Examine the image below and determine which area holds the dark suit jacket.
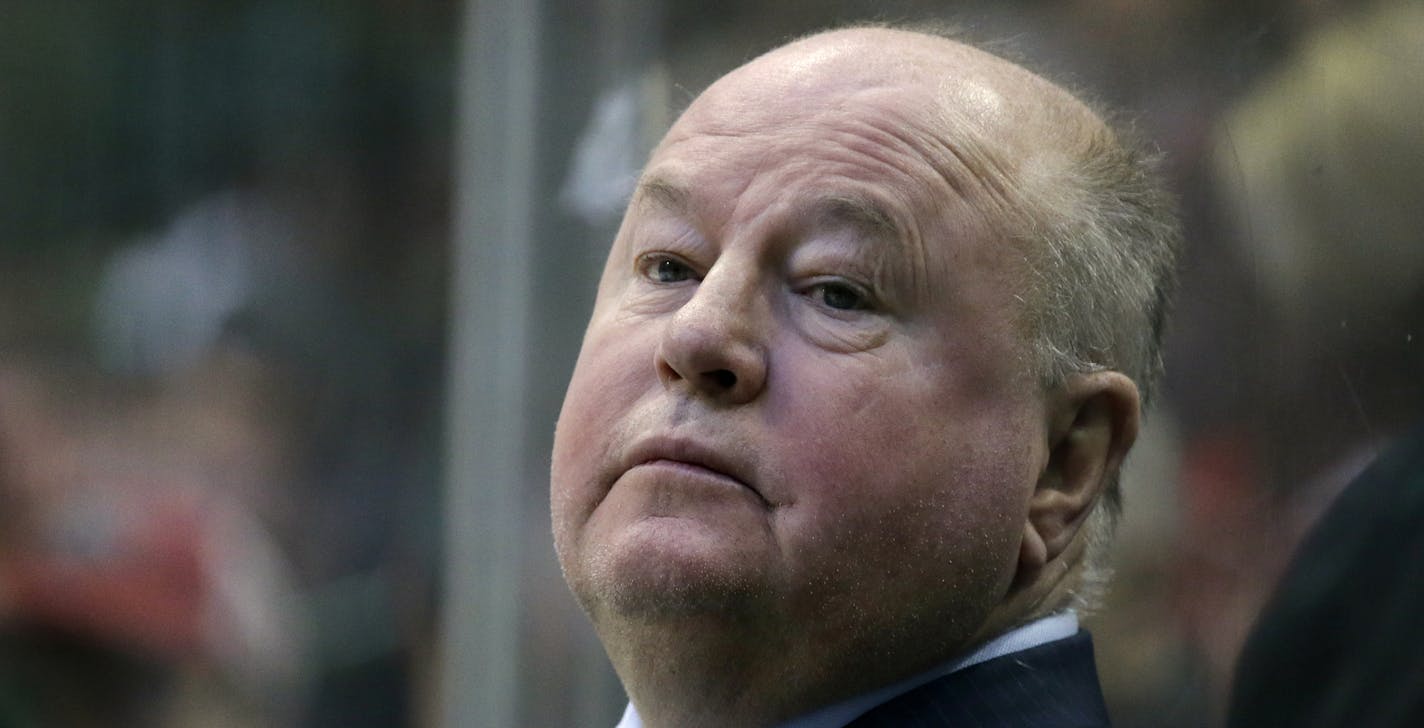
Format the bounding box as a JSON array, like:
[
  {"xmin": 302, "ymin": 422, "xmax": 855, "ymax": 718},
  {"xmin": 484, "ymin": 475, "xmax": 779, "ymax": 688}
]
[
  {"xmin": 846, "ymin": 631, "xmax": 1111, "ymax": 727},
  {"xmin": 1227, "ymin": 422, "xmax": 1424, "ymax": 728}
]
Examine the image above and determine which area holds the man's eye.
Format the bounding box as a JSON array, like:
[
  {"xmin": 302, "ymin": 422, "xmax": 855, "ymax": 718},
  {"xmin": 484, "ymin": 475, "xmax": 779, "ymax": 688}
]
[
  {"xmin": 809, "ymin": 282, "xmax": 868, "ymax": 311},
  {"xmin": 639, "ymin": 255, "xmax": 698, "ymax": 283}
]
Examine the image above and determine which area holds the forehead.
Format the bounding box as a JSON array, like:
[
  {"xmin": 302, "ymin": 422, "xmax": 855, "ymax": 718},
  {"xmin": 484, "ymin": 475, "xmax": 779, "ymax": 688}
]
[
  {"xmin": 646, "ymin": 85, "xmax": 1001, "ymax": 238},
  {"xmin": 634, "ymin": 33, "xmax": 1048, "ymax": 239}
]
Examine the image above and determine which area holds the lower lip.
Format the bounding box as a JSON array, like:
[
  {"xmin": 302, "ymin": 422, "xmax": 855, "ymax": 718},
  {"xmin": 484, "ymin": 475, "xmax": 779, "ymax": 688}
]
[
  {"xmin": 633, "ymin": 459, "xmax": 747, "ymax": 489},
  {"xmin": 619, "ymin": 460, "xmax": 770, "ymax": 509}
]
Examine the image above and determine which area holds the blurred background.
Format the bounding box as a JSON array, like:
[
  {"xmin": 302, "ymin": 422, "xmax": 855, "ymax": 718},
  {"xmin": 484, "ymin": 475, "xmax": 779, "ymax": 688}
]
[{"xmin": 1, "ymin": 0, "xmax": 1419, "ymax": 726}]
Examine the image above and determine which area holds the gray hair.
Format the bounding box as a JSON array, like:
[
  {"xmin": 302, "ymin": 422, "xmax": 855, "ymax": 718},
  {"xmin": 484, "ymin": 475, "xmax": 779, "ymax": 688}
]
[{"xmin": 1013, "ymin": 116, "xmax": 1182, "ymax": 611}]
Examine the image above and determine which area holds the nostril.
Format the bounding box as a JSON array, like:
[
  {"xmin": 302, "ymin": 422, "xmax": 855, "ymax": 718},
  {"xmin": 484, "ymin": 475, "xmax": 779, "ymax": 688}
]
[{"xmin": 706, "ymin": 369, "xmax": 737, "ymax": 390}]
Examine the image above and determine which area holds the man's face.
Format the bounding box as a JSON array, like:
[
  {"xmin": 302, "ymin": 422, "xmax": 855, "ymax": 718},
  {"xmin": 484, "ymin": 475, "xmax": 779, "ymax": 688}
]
[{"xmin": 551, "ymin": 47, "xmax": 1051, "ymax": 661}]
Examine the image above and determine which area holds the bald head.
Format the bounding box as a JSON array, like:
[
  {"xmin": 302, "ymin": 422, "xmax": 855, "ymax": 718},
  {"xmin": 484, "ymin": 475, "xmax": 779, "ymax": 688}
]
[
  {"xmin": 665, "ymin": 27, "xmax": 1113, "ymax": 233},
  {"xmin": 704, "ymin": 27, "xmax": 1104, "ymax": 136}
]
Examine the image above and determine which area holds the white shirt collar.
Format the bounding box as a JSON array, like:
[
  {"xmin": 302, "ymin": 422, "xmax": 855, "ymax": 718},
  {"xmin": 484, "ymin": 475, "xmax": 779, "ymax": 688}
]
[{"xmin": 614, "ymin": 612, "xmax": 1080, "ymax": 728}]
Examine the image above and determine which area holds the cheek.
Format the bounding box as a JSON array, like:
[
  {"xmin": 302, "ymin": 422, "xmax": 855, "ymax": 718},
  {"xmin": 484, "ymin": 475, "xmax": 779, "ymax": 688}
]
[
  {"xmin": 551, "ymin": 323, "xmax": 658, "ymax": 538},
  {"xmin": 765, "ymin": 350, "xmax": 1038, "ymax": 581}
]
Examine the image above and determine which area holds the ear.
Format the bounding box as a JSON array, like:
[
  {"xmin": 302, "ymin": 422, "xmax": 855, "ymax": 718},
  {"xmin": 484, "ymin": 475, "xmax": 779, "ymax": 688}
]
[{"xmin": 1019, "ymin": 371, "xmax": 1140, "ymax": 571}]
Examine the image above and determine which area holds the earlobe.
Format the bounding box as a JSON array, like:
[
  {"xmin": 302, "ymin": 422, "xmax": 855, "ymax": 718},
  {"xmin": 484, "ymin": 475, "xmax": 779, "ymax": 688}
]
[
  {"xmin": 1025, "ymin": 371, "xmax": 1140, "ymax": 565},
  {"xmin": 1019, "ymin": 521, "xmax": 1048, "ymax": 569}
]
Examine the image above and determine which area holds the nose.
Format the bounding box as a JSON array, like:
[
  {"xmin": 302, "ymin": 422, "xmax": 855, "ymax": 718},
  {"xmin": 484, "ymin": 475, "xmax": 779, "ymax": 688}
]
[{"xmin": 654, "ymin": 267, "xmax": 768, "ymax": 405}]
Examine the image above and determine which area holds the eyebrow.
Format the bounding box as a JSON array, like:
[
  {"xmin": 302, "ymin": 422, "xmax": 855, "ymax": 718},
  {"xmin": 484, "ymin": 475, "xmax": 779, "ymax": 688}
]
[
  {"xmin": 814, "ymin": 194, "xmax": 900, "ymax": 241},
  {"xmin": 632, "ymin": 176, "xmax": 901, "ymax": 242},
  {"xmin": 633, "ymin": 176, "xmax": 691, "ymax": 215}
]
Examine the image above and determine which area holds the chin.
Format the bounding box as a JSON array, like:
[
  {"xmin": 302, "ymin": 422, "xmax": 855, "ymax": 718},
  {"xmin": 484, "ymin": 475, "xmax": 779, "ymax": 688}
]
[{"xmin": 570, "ymin": 519, "xmax": 776, "ymax": 623}]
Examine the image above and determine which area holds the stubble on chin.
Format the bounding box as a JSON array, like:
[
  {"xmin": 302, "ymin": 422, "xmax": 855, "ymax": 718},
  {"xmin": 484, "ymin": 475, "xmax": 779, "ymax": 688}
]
[{"xmin": 566, "ymin": 523, "xmax": 777, "ymax": 625}]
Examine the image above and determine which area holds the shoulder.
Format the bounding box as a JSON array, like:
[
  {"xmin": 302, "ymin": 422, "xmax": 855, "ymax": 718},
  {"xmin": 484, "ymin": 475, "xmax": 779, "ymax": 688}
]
[{"xmin": 846, "ymin": 631, "xmax": 1111, "ymax": 728}]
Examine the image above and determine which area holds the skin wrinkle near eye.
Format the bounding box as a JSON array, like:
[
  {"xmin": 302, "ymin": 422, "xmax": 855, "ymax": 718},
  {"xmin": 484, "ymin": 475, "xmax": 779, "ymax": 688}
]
[
  {"xmin": 644, "ymin": 143, "xmax": 936, "ymax": 310},
  {"xmin": 760, "ymin": 190, "xmax": 908, "ymax": 328},
  {"xmin": 617, "ymin": 232, "xmax": 709, "ymax": 322},
  {"xmin": 638, "ymin": 253, "xmax": 698, "ymax": 285},
  {"xmin": 807, "ymin": 317, "xmax": 890, "ymax": 353},
  {"xmin": 802, "ymin": 190, "xmax": 937, "ymax": 312},
  {"xmin": 797, "ymin": 132, "xmax": 939, "ymax": 306},
  {"xmin": 625, "ymin": 195, "xmax": 707, "ymax": 268},
  {"xmin": 792, "ymin": 249, "xmax": 891, "ymax": 321},
  {"xmin": 785, "ymin": 115, "xmax": 1012, "ymax": 306},
  {"xmin": 627, "ymin": 195, "xmax": 901, "ymax": 356},
  {"xmin": 786, "ymin": 280, "xmax": 895, "ymax": 355}
]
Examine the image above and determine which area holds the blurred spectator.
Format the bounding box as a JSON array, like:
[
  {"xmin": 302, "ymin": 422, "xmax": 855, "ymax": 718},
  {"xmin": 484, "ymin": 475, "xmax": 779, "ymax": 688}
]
[
  {"xmin": 0, "ymin": 353, "xmax": 304, "ymax": 727},
  {"xmin": 1215, "ymin": 0, "xmax": 1424, "ymax": 483},
  {"xmin": 0, "ymin": 2, "xmax": 452, "ymax": 725},
  {"xmin": 1174, "ymin": 0, "xmax": 1424, "ymax": 720},
  {"xmin": 93, "ymin": 191, "xmax": 290, "ymax": 379}
]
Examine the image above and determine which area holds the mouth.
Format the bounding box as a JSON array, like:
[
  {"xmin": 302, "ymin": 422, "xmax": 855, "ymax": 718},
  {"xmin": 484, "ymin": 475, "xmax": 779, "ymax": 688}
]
[{"xmin": 622, "ymin": 436, "xmax": 770, "ymax": 507}]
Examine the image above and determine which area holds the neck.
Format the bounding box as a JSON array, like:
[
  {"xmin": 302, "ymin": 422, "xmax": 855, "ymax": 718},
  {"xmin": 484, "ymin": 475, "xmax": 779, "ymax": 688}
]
[
  {"xmin": 601, "ymin": 614, "xmax": 810, "ymax": 728},
  {"xmin": 595, "ymin": 599, "xmax": 1013, "ymax": 728}
]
